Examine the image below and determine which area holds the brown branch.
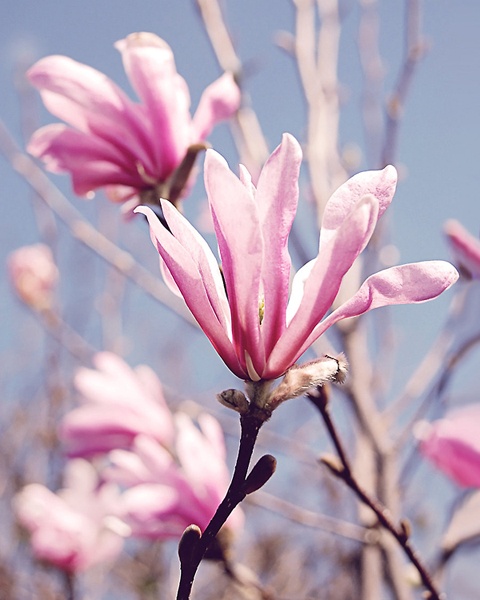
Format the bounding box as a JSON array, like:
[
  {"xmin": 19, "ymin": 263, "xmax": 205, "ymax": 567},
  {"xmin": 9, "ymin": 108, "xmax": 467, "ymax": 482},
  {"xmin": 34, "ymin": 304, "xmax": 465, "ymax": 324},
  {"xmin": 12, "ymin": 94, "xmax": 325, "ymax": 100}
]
[
  {"xmin": 307, "ymin": 385, "xmax": 444, "ymax": 600},
  {"xmin": 176, "ymin": 405, "xmax": 272, "ymax": 600}
]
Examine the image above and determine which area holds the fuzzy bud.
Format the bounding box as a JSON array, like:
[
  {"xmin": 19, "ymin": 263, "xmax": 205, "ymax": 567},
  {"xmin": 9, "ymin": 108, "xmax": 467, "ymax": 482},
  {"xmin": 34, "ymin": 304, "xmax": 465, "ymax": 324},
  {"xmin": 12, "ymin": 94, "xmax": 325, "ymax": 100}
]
[
  {"xmin": 244, "ymin": 455, "xmax": 277, "ymax": 494},
  {"xmin": 269, "ymin": 354, "xmax": 348, "ymax": 407},
  {"xmin": 217, "ymin": 388, "xmax": 250, "ymax": 414}
]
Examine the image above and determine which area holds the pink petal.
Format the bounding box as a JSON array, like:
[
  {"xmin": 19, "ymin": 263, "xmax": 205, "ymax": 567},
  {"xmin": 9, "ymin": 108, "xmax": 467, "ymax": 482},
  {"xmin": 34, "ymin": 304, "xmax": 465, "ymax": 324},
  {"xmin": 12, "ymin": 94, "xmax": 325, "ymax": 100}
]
[
  {"xmin": 28, "ymin": 124, "xmax": 144, "ymax": 195},
  {"xmin": 255, "ymin": 133, "xmax": 302, "ymax": 357},
  {"xmin": 162, "ymin": 200, "xmax": 231, "ymax": 333},
  {"xmin": 309, "ymin": 261, "xmax": 459, "ymax": 345},
  {"xmin": 60, "ymin": 406, "xmax": 146, "ymax": 457},
  {"xmin": 265, "ymin": 195, "xmax": 379, "ymax": 378},
  {"xmin": 419, "ymin": 405, "xmax": 480, "ymax": 487},
  {"xmin": 444, "ymin": 219, "xmax": 480, "ymax": 279},
  {"xmin": 103, "ymin": 449, "xmax": 153, "ymax": 487},
  {"xmin": 115, "ymin": 33, "xmax": 191, "ymax": 177},
  {"xmin": 175, "ymin": 414, "xmax": 227, "ymax": 497},
  {"xmin": 320, "ymin": 165, "xmax": 397, "ymax": 249},
  {"xmin": 192, "ymin": 72, "xmax": 241, "ymax": 140},
  {"xmin": 204, "ymin": 149, "xmax": 265, "ymax": 377},
  {"xmin": 135, "ymin": 205, "xmax": 244, "ymax": 378},
  {"xmin": 120, "ymin": 484, "xmax": 185, "ymax": 539},
  {"xmin": 27, "ymin": 55, "xmax": 157, "ymax": 177}
]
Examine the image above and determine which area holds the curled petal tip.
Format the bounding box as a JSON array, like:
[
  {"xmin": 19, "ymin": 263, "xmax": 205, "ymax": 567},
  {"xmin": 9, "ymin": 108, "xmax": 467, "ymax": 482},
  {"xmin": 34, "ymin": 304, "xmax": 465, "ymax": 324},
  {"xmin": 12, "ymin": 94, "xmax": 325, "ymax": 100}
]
[{"xmin": 115, "ymin": 32, "xmax": 172, "ymax": 52}]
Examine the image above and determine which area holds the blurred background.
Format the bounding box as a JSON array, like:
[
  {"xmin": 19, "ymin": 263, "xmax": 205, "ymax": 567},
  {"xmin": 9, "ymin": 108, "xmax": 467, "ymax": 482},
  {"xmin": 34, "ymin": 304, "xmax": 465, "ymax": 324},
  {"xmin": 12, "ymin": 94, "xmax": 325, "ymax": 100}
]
[{"xmin": 2, "ymin": 1, "xmax": 480, "ymax": 598}]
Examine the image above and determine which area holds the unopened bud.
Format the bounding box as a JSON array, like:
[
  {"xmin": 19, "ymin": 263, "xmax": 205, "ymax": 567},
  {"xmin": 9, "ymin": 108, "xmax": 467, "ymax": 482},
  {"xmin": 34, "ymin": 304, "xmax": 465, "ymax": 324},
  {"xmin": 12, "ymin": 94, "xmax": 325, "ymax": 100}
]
[
  {"xmin": 244, "ymin": 455, "xmax": 277, "ymax": 494},
  {"xmin": 178, "ymin": 524, "xmax": 202, "ymax": 565},
  {"xmin": 7, "ymin": 244, "xmax": 58, "ymax": 311},
  {"xmin": 270, "ymin": 354, "xmax": 348, "ymax": 407},
  {"xmin": 217, "ymin": 389, "xmax": 249, "ymax": 414}
]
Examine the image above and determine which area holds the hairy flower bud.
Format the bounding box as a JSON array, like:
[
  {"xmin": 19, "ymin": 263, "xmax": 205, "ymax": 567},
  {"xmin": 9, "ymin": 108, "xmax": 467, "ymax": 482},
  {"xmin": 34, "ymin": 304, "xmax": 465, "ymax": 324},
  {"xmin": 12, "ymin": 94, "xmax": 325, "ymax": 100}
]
[{"xmin": 269, "ymin": 354, "xmax": 348, "ymax": 408}]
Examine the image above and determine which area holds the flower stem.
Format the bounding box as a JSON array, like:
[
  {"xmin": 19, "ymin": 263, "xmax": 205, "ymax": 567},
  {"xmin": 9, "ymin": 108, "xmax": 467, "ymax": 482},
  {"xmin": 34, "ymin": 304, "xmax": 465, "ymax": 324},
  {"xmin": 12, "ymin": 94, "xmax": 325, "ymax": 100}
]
[
  {"xmin": 176, "ymin": 407, "xmax": 267, "ymax": 600},
  {"xmin": 307, "ymin": 385, "xmax": 444, "ymax": 600}
]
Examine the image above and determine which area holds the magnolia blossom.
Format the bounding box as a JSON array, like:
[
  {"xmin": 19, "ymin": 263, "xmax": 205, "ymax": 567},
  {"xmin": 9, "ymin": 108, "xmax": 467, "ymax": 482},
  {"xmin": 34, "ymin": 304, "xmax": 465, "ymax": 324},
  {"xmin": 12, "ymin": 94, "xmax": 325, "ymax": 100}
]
[
  {"xmin": 27, "ymin": 32, "xmax": 240, "ymax": 206},
  {"xmin": 60, "ymin": 352, "xmax": 175, "ymax": 457},
  {"xmin": 137, "ymin": 134, "xmax": 459, "ymax": 382},
  {"xmin": 444, "ymin": 219, "xmax": 480, "ymax": 279},
  {"xmin": 105, "ymin": 413, "xmax": 242, "ymax": 539},
  {"xmin": 7, "ymin": 243, "xmax": 58, "ymax": 310},
  {"xmin": 417, "ymin": 405, "xmax": 480, "ymax": 488},
  {"xmin": 13, "ymin": 460, "xmax": 126, "ymax": 573}
]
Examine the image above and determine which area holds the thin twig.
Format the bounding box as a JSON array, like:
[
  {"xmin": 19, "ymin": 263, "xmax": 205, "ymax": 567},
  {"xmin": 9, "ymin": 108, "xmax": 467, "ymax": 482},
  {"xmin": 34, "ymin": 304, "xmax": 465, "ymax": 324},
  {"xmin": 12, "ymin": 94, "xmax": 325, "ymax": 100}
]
[
  {"xmin": 307, "ymin": 385, "xmax": 445, "ymax": 600},
  {"xmin": 250, "ymin": 490, "xmax": 369, "ymax": 543}
]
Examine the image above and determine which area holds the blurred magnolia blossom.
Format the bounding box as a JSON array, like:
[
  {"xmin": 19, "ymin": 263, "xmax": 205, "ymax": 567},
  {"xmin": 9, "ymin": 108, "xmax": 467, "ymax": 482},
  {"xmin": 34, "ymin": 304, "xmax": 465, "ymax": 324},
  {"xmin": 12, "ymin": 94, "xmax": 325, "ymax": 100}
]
[
  {"xmin": 444, "ymin": 219, "xmax": 480, "ymax": 279},
  {"xmin": 7, "ymin": 243, "xmax": 58, "ymax": 311},
  {"xmin": 60, "ymin": 352, "xmax": 175, "ymax": 457},
  {"xmin": 27, "ymin": 32, "xmax": 241, "ymax": 210},
  {"xmin": 13, "ymin": 459, "xmax": 127, "ymax": 573},
  {"xmin": 417, "ymin": 405, "xmax": 480, "ymax": 487},
  {"xmin": 137, "ymin": 134, "xmax": 459, "ymax": 387},
  {"xmin": 59, "ymin": 352, "xmax": 241, "ymax": 540},
  {"xmin": 104, "ymin": 413, "xmax": 243, "ymax": 539}
]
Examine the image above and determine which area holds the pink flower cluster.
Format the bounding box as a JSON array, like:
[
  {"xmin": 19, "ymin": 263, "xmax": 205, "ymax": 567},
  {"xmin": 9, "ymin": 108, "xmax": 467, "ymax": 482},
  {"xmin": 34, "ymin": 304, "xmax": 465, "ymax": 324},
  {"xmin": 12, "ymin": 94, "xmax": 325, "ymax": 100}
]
[
  {"xmin": 14, "ymin": 460, "xmax": 125, "ymax": 573},
  {"xmin": 27, "ymin": 32, "xmax": 240, "ymax": 208},
  {"xmin": 63, "ymin": 353, "xmax": 240, "ymax": 539},
  {"xmin": 15, "ymin": 353, "xmax": 240, "ymax": 572}
]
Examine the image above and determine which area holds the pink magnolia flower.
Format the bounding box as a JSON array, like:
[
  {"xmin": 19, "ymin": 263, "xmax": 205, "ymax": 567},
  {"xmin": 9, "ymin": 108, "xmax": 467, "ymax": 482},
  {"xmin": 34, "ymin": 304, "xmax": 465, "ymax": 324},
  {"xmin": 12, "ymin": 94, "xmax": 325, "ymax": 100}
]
[
  {"xmin": 13, "ymin": 460, "xmax": 126, "ymax": 573},
  {"xmin": 60, "ymin": 352, "xmax": 175, "ymax": 457},
  {"xmin": 7, "ymin": 243, "xmax": 58, "ymax": 310},
  {"xmin": 417, "ymin": 405, "xmax": 480, "ymax": 488},
  {"xmin": 136, "ymin": 134, "xmax": 459, "ymax": 382},
  {"xmin": 27, "ymin": 32, "xmax": 240, "ymax": 207},
  {"xmin": 104, "ymin": 413, "xmax": 242, "ymax": 539},
  {"xmin": 444, "ymin": 219, "xmax": 480, "ymax": 279}
]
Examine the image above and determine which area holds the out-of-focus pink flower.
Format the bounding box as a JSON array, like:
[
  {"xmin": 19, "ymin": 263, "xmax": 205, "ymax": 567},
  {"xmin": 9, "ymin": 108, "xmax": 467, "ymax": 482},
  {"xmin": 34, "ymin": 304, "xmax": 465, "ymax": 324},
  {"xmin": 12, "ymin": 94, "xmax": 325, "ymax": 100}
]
[
  {"xmin": 27, "ymin": 32, "xmax": 240, "ymax": 207},
  {"xmin": 137, "ymin": 134, "xmax": 459, "ymax": 382},
  {"xmin": 105, "ymin": 413, "xmax": 242, "ymax": 539},
  {"xmin": 13, "ymin": 460, "xmax": 126, "ymax": 573},
  {"xmin": 7, "ymin": 243, "xmax": 58, "ymax": 311},
  {"xmin": 444, "ymin": 219, "xmax": 480, "ymax": 279},
  {"xmin": 417, "ymin": 405, "xmax": 480, "ymax": 487},
  {"xmin": 60, "ymin": 352, "xmax": 175, "ymax": 457}
]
